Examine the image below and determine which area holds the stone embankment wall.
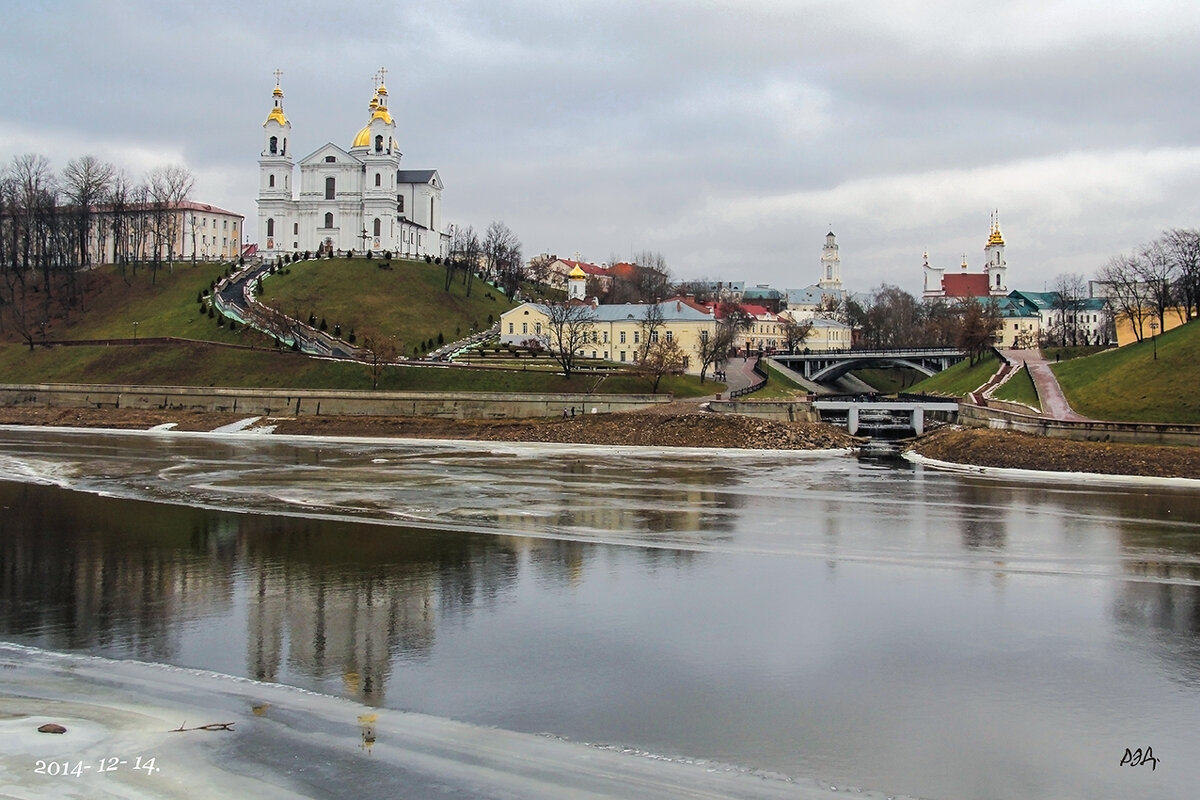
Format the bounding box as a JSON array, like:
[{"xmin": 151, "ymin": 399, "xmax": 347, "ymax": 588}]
[
  {"xmin": 0, "ymin": 384, "xmax": 670, "ymax": 419},
  {"xmin": 707, "ymin": 399, "xmax": 819, "ymax": 422},
  {"xmin": 959, "ymin": 402, "xmax": 1200, "ymax": 446}
]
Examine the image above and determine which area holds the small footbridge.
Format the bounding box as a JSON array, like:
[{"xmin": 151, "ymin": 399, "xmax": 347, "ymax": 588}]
[
  {"xmin": 812, "ymin": 394, "xmax": 959, "ymax": 436},
  {"xmin": 773, "ymin": 347, "xmax": 966, "ymax": 382}
]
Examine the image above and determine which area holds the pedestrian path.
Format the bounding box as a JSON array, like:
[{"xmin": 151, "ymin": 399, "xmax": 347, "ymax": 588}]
[{"xmin": 998, "ymin": 349, "xmax": 1089, "ymax": 421}]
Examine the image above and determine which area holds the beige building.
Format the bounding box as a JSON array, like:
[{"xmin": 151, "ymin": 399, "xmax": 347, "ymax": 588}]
[{"xmin": 88, "ymin": 201, "xmax": 244, "ymax": 264}]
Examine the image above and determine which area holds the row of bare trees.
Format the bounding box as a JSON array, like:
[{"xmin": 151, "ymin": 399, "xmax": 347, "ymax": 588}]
[
  {"xmin": 1097, "ymin": 228, "xmax": 1200, "ymax": 342},
  {"xmin": 1, "ymin": 152, "xmax": 194, "ymax": 347}
]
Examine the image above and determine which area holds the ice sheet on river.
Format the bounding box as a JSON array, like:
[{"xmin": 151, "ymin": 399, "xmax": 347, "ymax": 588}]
[{"xmin": 0, "ymin": 644, "xmax": 885, "ymax": 800}]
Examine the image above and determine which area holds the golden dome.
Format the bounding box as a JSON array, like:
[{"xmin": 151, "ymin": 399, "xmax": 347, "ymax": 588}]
[
  {"xmin": 377, "ymin": 84, "xmax": 388, "ymax": 96},
  {"xmin": 988, "ymin": 226, "xmax": 1005, "ymax": 246},
  {"xmin": 353, "ymin": 125, "xmax": 371, "ymax": 148},
  {"xmin": 265, "ymin": 106, "xmax": 288, "ymax": 126},
  {"xmin": 568, "ymin": 265, "xmax": 587, "ymax": 279}
]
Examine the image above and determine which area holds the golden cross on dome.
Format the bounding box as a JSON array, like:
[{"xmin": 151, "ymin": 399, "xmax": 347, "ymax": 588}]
[
  {"xmin": 378, "ymin": 66, "xmax": 388, "ymax": 85},
  {"xmin": 273, "ymin": 68, "xmax": 283, "ymax": 86}
]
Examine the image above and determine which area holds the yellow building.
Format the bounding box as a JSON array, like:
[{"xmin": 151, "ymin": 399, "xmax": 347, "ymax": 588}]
[
  {"xmin": 1114, "ymin": 309, "xmax": 1190, "ymax": 346},
  {"xmin": 499, "ymin": 299, "xmax": 716, "ymax": 374}
]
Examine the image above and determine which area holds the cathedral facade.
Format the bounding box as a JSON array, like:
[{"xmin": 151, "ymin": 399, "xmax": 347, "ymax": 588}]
[{"xmin": 256, "ymin": 73, "xmax": 449, "ymax": 261}]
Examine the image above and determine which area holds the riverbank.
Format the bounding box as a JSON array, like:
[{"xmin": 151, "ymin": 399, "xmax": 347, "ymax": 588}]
[
  {"xmin": 0, "ymin": 406, "xmax": 858, "ymax": 450},
  {"xmin": 907, "ymin": 426, "xmax": 1200, "ymax": 480}
]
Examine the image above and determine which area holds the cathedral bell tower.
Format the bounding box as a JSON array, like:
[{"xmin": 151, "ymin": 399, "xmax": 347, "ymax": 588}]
[
  {"xmin": 984, "ymin": 211, "xmax": 1007, "ymax": 295},
  {"xmin": 352, "ymin": 68, "xmax": 401, "ymax": 253},
  {"xmin": 258, "ymin": 71, "xmax": 294, "ymax": 256}
]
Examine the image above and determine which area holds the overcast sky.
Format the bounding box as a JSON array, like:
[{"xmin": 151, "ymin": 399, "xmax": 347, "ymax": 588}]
[{"xmin": 4, "ymin": 0, "xmax": 1199, "ymax": 295}]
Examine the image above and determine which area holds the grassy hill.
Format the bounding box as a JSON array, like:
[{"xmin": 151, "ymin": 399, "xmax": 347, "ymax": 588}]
[
  {"xmin": 1053, "ymin": 320, "xmax": 1200, "ymax": 423},
  {"xmin": 1, "ymin": 261, "xmax": 268, "ymax": 348},
  {"xmin": 260, "ymin": 256, "xmax": 517, "ymax": 356},
  {"xmin": 908, "ymin": 350, "xmax": 1000, "ymax": 397}
]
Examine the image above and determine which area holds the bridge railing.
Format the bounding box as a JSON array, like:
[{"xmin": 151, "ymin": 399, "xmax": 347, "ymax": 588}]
[{"xmin": 728, "ymin": 358, "xmax": 769, "ymax": 399}]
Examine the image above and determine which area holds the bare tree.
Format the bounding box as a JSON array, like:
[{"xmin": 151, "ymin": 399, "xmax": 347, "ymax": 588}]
[
  {"xmin": 1163, "ymin": 228, "xmax": 1200, "ymax": 321},
  {"xmin": 61, "ymin": 155, "xmax": 114, "ymax": 270},
  {"xmin": 637, "ymin": 301, "xmax": 665, "ymax": 361},
  {"xmin": 146, "ymin": 164, "xmax": 194, "ymax": 282},
  {"xmin": 483, "ymin": 221, "xmax": 522, "ymax": 297},
  {"xmin": 781, "ymin": 315, "xmax": 814, "ymax": 353},
  {"xmin": 638, "ymin": 337, "xmax": 686, "ymax": 393},
  {"xmin": 360, "ymin": 330, "xmax": 401, "ymax": 389},
  {"xmin": 1050, "ymin": 272, "xmax": 1088, "ymax": 346},
  {"xmin": 954, "ymin": 297, "xmax": 1001, "ymax": 365},
  {"xmin": 544, "ymin": 302, "xmax": 596, "ymax": 378},
  {"xmin": 1097, "ymin": 253, "xmax": 1151, "ymax": 342},
  {"xmin": 1138, "ymin": 239, "xmax": 1180, "ymax": 331}
]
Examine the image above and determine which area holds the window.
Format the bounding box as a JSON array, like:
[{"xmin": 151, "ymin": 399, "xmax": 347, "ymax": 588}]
[
  {"xmin": 633, "ymin": 331, "xmax": 640, "ymax": 344},
  {"xmin": 293, "ymin": 222, "xmax": 298, "ymax": 235},
  {"xmin": 373, "ymin": 218, "xmax": 381, "ymax": 237},
  {"xmin": 522, "ymin": 323, "xmax": 528, "ymax": 334},
  {"xmin": 397, "ymin": 195, "xmax": 404, "ymax": 213},
  {"xmin": 324, "ymin": 212, "xmax": 334, "ymax": 228},
  {"xmin": 324, "ymin": 155, "xmax": 336, "ymax": 163},
  {"xmin": 268, "ymin": 174, "xmax": 275, "ymax": 187},
  {"xmin": 269, "ymin": 136, "xmax": 278, "ymax": 154},
  {"xmin": 535, "ymin": 323, "xmax": 542, "ymax": 334},
  {"xmin": 665, "ymin": 331, "xmax": 673, "ymax": 342},
  {"xmin": 508, "ymin": 323, "xmax": 514, "ymax": 334},
  {"xmin": 650, "ymin": 330, "xmax": 658, "ymax": 343},
  {"xmin": 375, "ymin": 134, "xmax": 384, "ymax": 152},
  {"xmin": 266, "ymin": 218, "xmax": 274, "ymax": 237},
  {"xmin": 619, "ymin": 331, "xmax": 626, "ymax": 344},
  {"xmin": 603, "ymin": 332, "xmax": 609, "ymax": 344},
  {"xmin": 325, "ymin": 177, "xmax": 335, "ymax": 199},
  {"xmin": 375, "ymin": 173, "xmax": 381, "ymax": 187},
  {"xmin": 620, "ymin": 351, "xmax": 626, "ymax": 362}
]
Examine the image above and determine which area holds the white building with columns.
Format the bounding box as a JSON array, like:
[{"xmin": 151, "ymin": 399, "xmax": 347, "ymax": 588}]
[{"xmin": 256, "ymin": 72, "xmax": 449, "ymax": 261}]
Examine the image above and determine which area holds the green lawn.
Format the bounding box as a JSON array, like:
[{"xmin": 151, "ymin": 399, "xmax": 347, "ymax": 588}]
[
  {"xmin": 1052, "ymin": 320, "xmax": 1200, "ymax": 423},
  {"xmin": 992, "ymin": 363, "xmax": 1040, "ymax": 409},
  {"xmin": 908, "ymin": 350, "xmax": 1000, "ymax": 397},
  {"xmin": 260, "ymin": 257, "xmax": 517, "ymax": 354}
]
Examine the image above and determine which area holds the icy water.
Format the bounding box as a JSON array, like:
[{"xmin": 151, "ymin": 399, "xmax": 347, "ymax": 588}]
[{"xmin": 1, "ymin": 426, "xmax": 1199, "ymax": 799}]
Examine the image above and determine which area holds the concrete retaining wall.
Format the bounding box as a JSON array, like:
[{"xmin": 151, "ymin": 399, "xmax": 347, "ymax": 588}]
[
  {"xmin": 707, "ymin": 400, "xmax": 818, "ymax": 422},
  {"xmin": 959, "ymin": 402, "xmax": 1200, "ymax": 446},
  {"xmin": 0, "ymin": 383, "xmax": 671, "ymax": 419}
]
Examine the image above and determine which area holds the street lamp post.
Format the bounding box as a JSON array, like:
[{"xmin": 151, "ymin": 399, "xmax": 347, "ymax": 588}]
[
  {"xmin": 133, "ymin": 321, "xmax": 139, "ymax": 344},
  {"xmin": 1150, "ymin": 319, "xmax": 1158, "ymax": 360}
]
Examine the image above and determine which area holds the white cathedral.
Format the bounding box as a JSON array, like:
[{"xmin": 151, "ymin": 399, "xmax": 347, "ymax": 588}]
[{"xmin": 256, "ymin": 71, "xmax": 450, "ymax": 260}]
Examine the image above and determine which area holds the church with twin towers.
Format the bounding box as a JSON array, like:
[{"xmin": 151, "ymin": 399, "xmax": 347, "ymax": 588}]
[{"xmin": 256, "ymin": 69, "xmax": 450, "ymax": 260}]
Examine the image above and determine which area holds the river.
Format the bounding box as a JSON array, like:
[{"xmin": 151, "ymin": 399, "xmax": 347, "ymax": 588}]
[{"xmin": 1, "ymin": 425, "xmax": 1197, "ymax": 799}]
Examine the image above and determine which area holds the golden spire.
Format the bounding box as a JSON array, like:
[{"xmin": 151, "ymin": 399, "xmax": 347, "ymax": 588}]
[
  {"xmin": 265, "ymin": 70, "xmax": 288, "ymax": 126},
  {"xmin": 987, "ymin": 209, "xmax": 1005, "ymax": 246}
]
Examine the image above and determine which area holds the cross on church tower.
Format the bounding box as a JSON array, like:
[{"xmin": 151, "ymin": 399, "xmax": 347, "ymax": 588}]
[
  {"xmin": 377, "ymin": 66, "xmax": 388, "ymax": 85},
  {"xmin": 273, "ymin": 68, "xmax": 283, "ymax": 86}
]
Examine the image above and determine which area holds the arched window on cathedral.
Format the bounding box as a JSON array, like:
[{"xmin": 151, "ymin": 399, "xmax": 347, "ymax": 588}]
[
  {"xmin": 325, "ymin": 177, "xmax": 335, "ymax": 200},
  {"xmin": 324, "ymin": 212, "xmax": 334, "ymax": 228},
  {"xmin": 373, "ymin": 218, "xmax": 381, "ymax": 237},
  {"xmin": 375, "ymin": 173, "xmax": 381, "ymax": 187},
  {"xmin": 397, "ymin": 195, "xmax": 404, "ymax": 213},
  {"xmin": 374, "ymin": 135, "xmax": 384, "ymax": 153},
  {"xmin": 269, "ymin": 136, "xmax": 278, "ymax": 155},
  {"xmin": 268, "ymin": 174, "xmax": 275, "ymax": 188},
  {"xmin": 282, "ymin": 138, "xmax": 287, "ymax": 155},
  {"xmin": 266, "ymin": 218, "xmax": 274, "ymax": 237}
]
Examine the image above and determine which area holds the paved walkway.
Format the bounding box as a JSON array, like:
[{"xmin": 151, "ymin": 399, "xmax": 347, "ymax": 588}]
[{"xmin": 998, "ymin": 349, "xmax": 1090, "ymax": 421}]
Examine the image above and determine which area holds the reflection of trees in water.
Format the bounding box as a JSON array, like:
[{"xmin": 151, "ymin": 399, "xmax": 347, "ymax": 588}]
[
  {"xmin": 955, "ymin": 482, "xmax": 1008, "ymax": 551},
  {"xmin": 1113, "ymin": 571, "xmax": 1200, "ymax": 682},
  {"xmin": 0, "ymin": 483, "xmax": 237, "ymax": 661}
]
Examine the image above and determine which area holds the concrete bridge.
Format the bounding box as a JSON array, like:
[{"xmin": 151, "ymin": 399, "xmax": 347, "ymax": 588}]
[
  {"xmin": 812, "ymin": 395, "xmax": 959, "ymax": 435},
  {"xmin": 773, "ymin": 347, "xmax": 967, "ymax": 382}
]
